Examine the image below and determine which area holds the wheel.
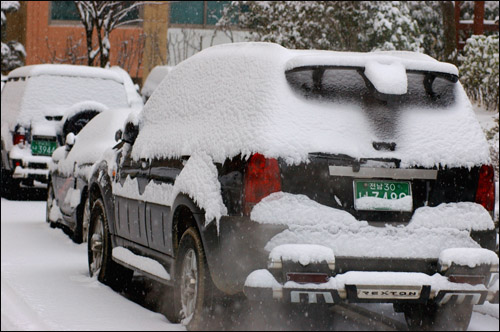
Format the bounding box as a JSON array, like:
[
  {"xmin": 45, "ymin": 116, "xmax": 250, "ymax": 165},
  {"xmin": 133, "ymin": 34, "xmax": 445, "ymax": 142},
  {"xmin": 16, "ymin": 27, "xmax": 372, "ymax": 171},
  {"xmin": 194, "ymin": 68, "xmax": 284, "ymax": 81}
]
[
  {"xmin": 46, "ymin": 181, "xmax": 57, "ymax": 228},
  {"xmin": 72, "ymin": 194, "xmax": 90, "ymax": 244},
  {"xmin": 403, "ymin": 302, "xmax": 473, "ymax": 331},
  {"xmin": 171, "ymin": 227, "xmax": 215, "ymax": 329},
  {"xmin": 87, "ymin": 198, "xmax": 133, "ymax": 291}
]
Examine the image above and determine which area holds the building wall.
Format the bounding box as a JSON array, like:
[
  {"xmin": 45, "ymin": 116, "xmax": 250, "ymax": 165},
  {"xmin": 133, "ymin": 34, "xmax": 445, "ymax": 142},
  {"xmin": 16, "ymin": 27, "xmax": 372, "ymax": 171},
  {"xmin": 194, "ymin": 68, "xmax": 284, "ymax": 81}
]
[{"xmin": 14, "ymin": 1, "xmax": 150, "ymax": 82}]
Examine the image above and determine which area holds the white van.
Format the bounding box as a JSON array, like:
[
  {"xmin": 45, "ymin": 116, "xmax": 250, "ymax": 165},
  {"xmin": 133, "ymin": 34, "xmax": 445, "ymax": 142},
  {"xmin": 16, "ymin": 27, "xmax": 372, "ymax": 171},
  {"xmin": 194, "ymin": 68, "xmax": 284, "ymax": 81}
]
[{"xmin": 1, "ymin": 64, "xmax": 142, "ymax": 195}]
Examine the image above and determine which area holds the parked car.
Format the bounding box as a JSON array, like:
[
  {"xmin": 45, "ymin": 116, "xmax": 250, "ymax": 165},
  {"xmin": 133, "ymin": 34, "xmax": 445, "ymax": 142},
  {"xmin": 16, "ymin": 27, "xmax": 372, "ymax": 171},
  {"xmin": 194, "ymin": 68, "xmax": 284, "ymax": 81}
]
[
  {"xmin": 47, "ymin": 107, "xmax": 139, "ymax": 243},
  {"xmin": 86, "ymin": 43, "xmax": 498, "ymax": 330},
  {"xmin": 1, "ymin": 64, "xmax": 142, "ymax": 196}
]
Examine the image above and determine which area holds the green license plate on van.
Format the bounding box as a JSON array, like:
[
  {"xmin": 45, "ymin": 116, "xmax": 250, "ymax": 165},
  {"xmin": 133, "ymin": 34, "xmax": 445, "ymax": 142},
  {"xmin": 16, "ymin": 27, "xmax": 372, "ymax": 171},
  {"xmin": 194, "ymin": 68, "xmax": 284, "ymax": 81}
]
[
  {"xmin": 31, "ymin": 140, "xmax": 57, "ymax": 156},
  {"xmin": 354, "ymin": 180, "xmax": 412, "ymax": 211}
]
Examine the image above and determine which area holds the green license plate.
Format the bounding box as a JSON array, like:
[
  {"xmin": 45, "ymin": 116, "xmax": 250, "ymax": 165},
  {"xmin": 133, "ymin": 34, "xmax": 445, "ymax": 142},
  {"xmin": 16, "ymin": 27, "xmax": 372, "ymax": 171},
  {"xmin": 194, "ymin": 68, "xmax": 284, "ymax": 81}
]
[
  {"xmin": 31, "ymin": 140, "xmax": 57, "ymax": 156},
  {"xmin": 354, "ymin": 180, "xmax": 412, "ymax": 211}
]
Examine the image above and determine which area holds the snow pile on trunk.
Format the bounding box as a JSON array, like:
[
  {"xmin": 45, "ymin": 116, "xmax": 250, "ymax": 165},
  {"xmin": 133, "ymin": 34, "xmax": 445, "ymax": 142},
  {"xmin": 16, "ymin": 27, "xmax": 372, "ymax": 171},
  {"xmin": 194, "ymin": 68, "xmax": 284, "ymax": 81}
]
[
  {"xmin": 251, "ymin": 192, "xmax": 486, "ymax": 260},
  {"xmin": 355, "ymin": 195, "xmax": 412, "ymax": 211},
  {"xmin": 439, "ymin": 248, "xmax": 499, "ymax": 269},
  {"xmin": 408, "ymin": 202, "xmax": 494, "ymax": 231},
  {"xmin": 269, "ymin": 244, "xmax": 335, "ymax": 266}
]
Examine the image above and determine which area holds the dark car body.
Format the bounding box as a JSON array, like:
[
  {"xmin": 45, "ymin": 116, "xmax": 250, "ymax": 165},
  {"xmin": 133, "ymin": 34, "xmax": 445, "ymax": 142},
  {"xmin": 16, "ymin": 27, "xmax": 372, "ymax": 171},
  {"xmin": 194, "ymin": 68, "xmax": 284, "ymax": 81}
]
[{"xmin": 87, "ymin": 43, "xmax": 498, "ymax": 330}]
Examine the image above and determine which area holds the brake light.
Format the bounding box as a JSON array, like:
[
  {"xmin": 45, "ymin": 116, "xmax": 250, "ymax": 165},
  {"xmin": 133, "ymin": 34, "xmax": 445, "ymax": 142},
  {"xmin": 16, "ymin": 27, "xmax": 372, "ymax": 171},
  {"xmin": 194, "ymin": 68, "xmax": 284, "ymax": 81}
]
[
  {"xmin": 13, "ymin": 133, "xmax": 25, "ymax": 145},
  {"xmin": 475, "ymin": 165, "xmax": 495, "ymax": 212},
  {"xmin": 243, "ymin": 153, "xmax": 281, "ymax": 215}
]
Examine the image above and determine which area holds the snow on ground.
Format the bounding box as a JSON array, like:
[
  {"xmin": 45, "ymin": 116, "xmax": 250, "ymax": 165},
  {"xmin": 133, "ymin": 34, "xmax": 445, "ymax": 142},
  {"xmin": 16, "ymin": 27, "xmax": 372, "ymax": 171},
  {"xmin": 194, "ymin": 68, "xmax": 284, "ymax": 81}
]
[
  {"xmin": 1, "ymin": 197, "xmax": 498, "ymax": 331},
  {"xmin": 1, "ymin": 198, "xmax": 183, "ymax": 331}
]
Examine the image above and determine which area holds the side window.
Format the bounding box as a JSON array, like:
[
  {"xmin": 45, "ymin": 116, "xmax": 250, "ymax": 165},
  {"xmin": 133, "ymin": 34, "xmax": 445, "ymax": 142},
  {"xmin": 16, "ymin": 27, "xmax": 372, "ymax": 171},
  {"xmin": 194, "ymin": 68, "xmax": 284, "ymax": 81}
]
[{"xmin": 50, "ymin": 1, "xmax": 80, "ymax": 21}]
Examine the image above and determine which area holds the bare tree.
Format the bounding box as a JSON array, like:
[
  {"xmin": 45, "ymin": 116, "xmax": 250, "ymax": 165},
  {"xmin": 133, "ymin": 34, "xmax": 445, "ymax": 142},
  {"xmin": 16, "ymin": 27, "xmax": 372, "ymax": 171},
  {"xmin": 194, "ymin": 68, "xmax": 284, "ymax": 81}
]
[
  {"xmin": 40, "ymin": 35, "xmax": 87, "ymax": 65},
  {"xmin": 116, "ymin": 33, "xmax": 146, "ymax": 79},
  {"xmin": 73, "ymin": 1, "xmax": 143, "ymax": 67}
]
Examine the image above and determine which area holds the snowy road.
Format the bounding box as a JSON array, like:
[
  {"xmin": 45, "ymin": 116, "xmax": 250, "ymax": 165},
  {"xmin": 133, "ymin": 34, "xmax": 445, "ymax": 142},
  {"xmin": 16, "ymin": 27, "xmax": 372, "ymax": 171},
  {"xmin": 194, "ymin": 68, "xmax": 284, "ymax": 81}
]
[{"xmin": 1, "ymin": 197, "xmax": 498, "ymax": 331}]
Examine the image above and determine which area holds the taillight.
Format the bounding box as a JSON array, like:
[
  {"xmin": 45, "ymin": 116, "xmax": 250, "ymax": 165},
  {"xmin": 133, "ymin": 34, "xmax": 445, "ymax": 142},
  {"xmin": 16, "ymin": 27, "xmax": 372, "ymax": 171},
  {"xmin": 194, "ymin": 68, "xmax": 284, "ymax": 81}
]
[
  {"xmin": 475, "ymin": 165, "xmax": 495, "ymax": 212},
  {"xmin": 13, "ymin": 133, "xmax": 25, "ymax": 145},
  {"xmin": 243, "ymin": 153, "xmax": 281, "ymax": 215}
]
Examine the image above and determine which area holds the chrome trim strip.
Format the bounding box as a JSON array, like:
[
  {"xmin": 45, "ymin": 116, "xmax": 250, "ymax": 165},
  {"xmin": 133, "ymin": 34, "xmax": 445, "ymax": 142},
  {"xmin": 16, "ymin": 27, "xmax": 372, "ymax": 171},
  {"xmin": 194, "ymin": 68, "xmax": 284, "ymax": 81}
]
[{"xmin": 329, "ymin": 166, "xmax": 438, "ymax": 180}]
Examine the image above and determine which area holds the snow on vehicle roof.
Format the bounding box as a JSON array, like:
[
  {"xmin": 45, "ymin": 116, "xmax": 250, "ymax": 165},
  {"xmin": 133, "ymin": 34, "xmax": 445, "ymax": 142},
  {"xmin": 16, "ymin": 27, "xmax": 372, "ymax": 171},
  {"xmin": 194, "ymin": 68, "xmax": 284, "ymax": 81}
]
[
  {"xmin": 7, "ymin": 64, "xmax": 124, "ymax": 83},
  {"xmin": 141, "ymin": 65, "xmax": 173, "ymax": 99},
  {"xmin": 132, "ymin": 42, "xmax": 489, "ymax": 168},
  {"xmin": 2, "ymin": 65, "xmax": 135, "ymax": 131}
]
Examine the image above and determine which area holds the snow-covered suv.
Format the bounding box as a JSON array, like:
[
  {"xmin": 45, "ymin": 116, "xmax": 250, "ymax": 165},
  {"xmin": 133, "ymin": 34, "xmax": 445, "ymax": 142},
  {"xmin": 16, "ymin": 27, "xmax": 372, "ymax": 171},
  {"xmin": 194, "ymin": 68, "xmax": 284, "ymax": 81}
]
[
  {"xmin": 86, "ymin": 42, "xmax": 498, "ymax": 330},
  {"xmin": 1, "ymin": 64, "xmax": 142, "ymax": 195}
]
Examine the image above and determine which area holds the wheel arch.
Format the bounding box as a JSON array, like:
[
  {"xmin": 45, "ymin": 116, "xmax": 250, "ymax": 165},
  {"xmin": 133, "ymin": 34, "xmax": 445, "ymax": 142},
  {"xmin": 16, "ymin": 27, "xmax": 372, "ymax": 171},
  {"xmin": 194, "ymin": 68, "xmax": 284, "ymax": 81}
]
[
  {"xmin": 170, "ymin": 194, "xmax": 222, "ymax": 291},
  {"xmin": 88, "ymin": 161, "xmax": 116, "ymax": 236}
]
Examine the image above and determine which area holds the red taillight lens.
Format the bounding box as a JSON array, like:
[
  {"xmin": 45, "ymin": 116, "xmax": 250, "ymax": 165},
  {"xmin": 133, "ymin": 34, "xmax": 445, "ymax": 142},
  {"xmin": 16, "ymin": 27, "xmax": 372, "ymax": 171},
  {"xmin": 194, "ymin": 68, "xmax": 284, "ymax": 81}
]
[
  {"xmin": 13, "ymin": 133, "xmax": 25, "ymax": 145},
  {"xmin": 475, "ymin": 165, "xmax": 495, "ymax": 212},
  {"xmin": 244, "ymin": 153, "xmax": 281, "ymax": 215}
]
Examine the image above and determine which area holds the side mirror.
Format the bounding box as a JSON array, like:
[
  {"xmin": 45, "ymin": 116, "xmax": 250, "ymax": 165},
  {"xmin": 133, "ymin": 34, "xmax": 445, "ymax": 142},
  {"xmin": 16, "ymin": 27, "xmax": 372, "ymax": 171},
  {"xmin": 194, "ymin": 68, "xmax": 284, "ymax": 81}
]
[
  {"xmin": 122, "ymin": 122, "xmax": 138, "ymax": 144},
  {"xmin": 115, "ymin": 129, "xmax": 123, "ymax": 142},
  {"xmin": 66, "ymin": 133, "xmax": 76, "ymax": 150}
]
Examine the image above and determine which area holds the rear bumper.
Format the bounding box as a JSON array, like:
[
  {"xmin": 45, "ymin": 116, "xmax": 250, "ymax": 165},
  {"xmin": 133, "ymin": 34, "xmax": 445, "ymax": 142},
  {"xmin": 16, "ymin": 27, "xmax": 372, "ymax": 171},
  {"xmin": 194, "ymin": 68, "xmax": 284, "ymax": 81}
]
[
  {"xmin": 244, "ymin": 270, "xmax": 499, "ymax": 305},
  {"xmin": 9, "ymin": 149, "xmax": 51, "ymax": 187},
  {"xmin": 12, "ymin": 165, "xmax": 49, "ymax": 186}
]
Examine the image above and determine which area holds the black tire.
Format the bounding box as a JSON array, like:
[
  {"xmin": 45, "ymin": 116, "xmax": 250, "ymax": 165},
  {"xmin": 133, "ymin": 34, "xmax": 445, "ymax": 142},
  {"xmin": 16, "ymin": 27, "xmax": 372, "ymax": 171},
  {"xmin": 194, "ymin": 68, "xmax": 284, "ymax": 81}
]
[
  {"xmin": 87, "ymin": 198, "xmax": 133, "ymax": 292},
  {"xmin": 403, "ymin": 302, "xmax": 473, "ymax": 331},
  {"xmin": 1, "ymin": 169, "xmax": 19, "ymax": 199},
  {"xmin": 72, "ymin": 194, "xmax": 90, "ymax": 244},
  {"xmin": 171, "ymin": 227, "xmax": 215, "ymax": 330},
  {"xmin": 1, "ymin": 168, "xmax": 11, "ymax": 198},
  {"xmin": 46, "ymin": 180, "xmax": 57, "ymax": 228}
]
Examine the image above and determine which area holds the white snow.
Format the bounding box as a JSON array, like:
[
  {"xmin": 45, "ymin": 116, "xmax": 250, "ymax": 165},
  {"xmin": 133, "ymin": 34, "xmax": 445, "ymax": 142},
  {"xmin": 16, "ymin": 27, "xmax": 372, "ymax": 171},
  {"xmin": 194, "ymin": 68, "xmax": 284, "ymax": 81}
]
[
  {"xmin": 1, "ymin": 196, "xmax": 498, "ymax": 331},
  {"xmin": 245, "ymin": 269, "xmax": 491, "ymax": 295},
  {"xmin": 269, "ymin": 244, "xmax": 335, "ymax": 267},
  {"xmin": 112, "ymin": 247, "xmax": 171, "ymax": 280},
  {"xmin": 364, "ymin": 60, "xmax": 407, "ymax": 94},
  {"xmin": 244, "ymin": 269, "xmax": 282, "ymax": 289},
  {"xmin": 141, "ymin": 65, "xmax": 173, "ymax": 99},
  {"xmin": 112, "ymin": 176, "xmax": 174, "ymax": 206},
  {"xmin": 48, "ymin": 199, "xmax": 62, "ymax": 222},
  {"xmin": 438, "ymin": 248, "xmax": 499, "ymax": 269},
  {"xmin": 132, "ymin": 42, "xmax": 489, "ymax": 169},
  {"xmin": 409, "ymin": 202, "xmax": 495, "ymax": 231},
  {"xmin": 7, "ymin": 64, "xmax": 124, "ymax": 81},
  {"xmin": 1, "ymin": 64, "xmax": 143, "ymax": 151},
  {"xmin": 64, "ymin": 188, "xmax": 82, "ymax": 209},
  {"xmin": 171, "ymin": 152, "xmax": 228, "ymax": 230},
  {"xmin": 60, "ymin": 100, "xmax": 109, "ymax": 129},
  {"xmin": 252, "ymin": 192, "xmax": 489, "ymax": 260},
  {"xmin": 285, "ymin": 50, "xmax": 459, "ymax": 75},
  {"xmin": 355, "ymin": 195, "xmax": 412, "ymax": 211},
  {"xmin": 31, "ymin": 121, "xmax": 57, "ymax": 137},
  {"xmin": 1, "ymin": 199, "xmax": 182, "ymax": 331}
]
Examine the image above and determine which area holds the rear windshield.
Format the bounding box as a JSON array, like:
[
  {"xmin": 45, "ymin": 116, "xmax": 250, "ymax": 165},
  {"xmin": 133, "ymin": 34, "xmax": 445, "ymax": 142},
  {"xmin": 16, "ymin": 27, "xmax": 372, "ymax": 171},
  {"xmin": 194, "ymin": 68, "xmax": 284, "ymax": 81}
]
[{"xmin": 285, "ymin": 67, "xmax": 457, "ymax": 109}]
